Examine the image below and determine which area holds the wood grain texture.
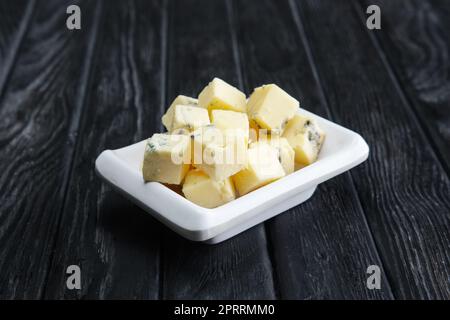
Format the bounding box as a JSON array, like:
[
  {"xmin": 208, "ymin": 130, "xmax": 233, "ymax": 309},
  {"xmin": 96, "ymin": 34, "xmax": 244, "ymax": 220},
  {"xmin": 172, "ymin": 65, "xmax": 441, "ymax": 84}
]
[
  {"xmin": 233, "ymin": 0, "xmax": 393, "ymax": 299},
  {"xmin": 161, "ymin": 0, "xmax": 276, "ymax": 300},
  {"xmin": 0, "ymin": 0, "xmax": 34, "ymax": 97},
  {"xmin": 0, "ymin": 0, "xmax": 98, "ymax": 299},
  {"xmin": 295, "ymin": 0, "xmax": 450, "ymax": 299},
  {"xmin": 361, "ymin": 0, "xmax": 450, "ymax": 173},
  {"xmin": 0, "ymin": 0, "xmax": 28, "ymax": 61},
  {"xmin": 44, "ymin": 0, "xmax": 165, "ymax": 299}
]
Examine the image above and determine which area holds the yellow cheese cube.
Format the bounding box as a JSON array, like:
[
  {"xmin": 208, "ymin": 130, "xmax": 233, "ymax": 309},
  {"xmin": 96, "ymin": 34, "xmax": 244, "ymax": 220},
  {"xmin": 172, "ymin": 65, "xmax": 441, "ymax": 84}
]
[
  {"xmin": 232, "ymin": 142, "xmax": 285, "ymax": 196},
  {"xmin": 247, "ymin": 84, "xmax": 299, "ymax": 134},
  {"xmin": 182, "ymin": 169, "xmax": 236, "ymax": 208},
  {"xmin": 282, "ymin": 114, "xmax": 325, "ymax": 165},
  {"xmin": 142, "ymin": 134, "xmax": 191, "ymax": 184},
  {"xmin": 210, "ymin": 109, "xmax": 249, "ymax": 142},
  {"xmin": 198, "ymin": 78, "xmax": 247, "ymax": 113},
  {"xmin": 191, "ymin": 125, "xmax": 247, "ymax": 181},
  {"xmin": 268, "ymin": 137, "xmax": 295, "ymax": 175},
  {"xmin": 162, "ymin": 95, "xmax": 198, "ymax": 131},
  {"xmin": 171, "ymin": 105, "xmax": 210, "ymax": 133}
]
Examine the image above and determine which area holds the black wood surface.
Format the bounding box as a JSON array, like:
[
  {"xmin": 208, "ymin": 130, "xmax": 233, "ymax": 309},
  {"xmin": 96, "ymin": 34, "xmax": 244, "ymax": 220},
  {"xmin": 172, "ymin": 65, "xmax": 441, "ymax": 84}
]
[
  {"xmin": 361, "ymin": 0, "xmax": 450, "ymax": 172},
  {"xmin": 295, "ymin": 0, "xmax": 450, "ymax": 299},
  {"xmin": 0, "ymin": 0, "xmax": 448, "ymax": 299},
  {"xmin": 0, "ymin": 0, "xmax": 97, "ymax": 299},
  {"xmin": 0, "ymin": 0, "xmax": 34, "ymax": 97}
]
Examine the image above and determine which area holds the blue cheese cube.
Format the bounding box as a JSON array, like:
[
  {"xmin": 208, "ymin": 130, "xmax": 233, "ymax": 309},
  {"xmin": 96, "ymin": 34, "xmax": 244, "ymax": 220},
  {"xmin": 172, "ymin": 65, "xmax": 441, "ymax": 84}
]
[
  {"xmin": 267, "ymin": 137, "xmax": 295, "ymax": 175},
  {"xmin": 171, "ymin": 105, "xmax": 210, "ymax": 133},
  {"xmin": 282, "ymin": 114, "xmax": 325, "ymax": 165},
  {"xmin": 232, "ymin": 142, "xmax": 285, "ymax": 196},
  {"xmin": 191, "ymin": 125, "xmax": 247, "ymax": 181},
  {"xmin": 247, "ymin": 84, "xmax": 298, "ymax": 134},
  {"xmin": 162, "ymin": 95, "xmax": 199, "ymax": 131},
  {"xmin": 210, "ymin": 109, "xmax": 249, "ymax": 143},
  {"xmin": 142, "ymin": 134, "xmax": 191, "ymax": 184}
]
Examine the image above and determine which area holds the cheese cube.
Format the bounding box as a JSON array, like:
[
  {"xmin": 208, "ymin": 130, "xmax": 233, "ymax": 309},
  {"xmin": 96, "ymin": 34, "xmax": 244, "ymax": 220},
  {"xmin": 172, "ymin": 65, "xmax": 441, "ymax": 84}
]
[
  {"xmin": 171, "ymin": 105, "xmax": 210, "ymax": 133},
  {"xmin": 232, "ymin": 142, "xmax": 285, "ymax": 196},
  {"xmin": 282, "ymin": 114, "xmax": 325, "ymax": 165},
  {"xmin": 268, "ymin": 137, "xmax": 295, "ymax": 175},
  {"xmin": 198, "ymin": 78, "xmax": 247, "ymax": 113},
  {"xmin": 142, "ymin": 134, "xmax": 191, "ymax": 184},
  {"xmin": 247, "ymin": 84, "xmax": 299, "ymax": 134},
  {"xmin": 182, "ymin": 169, "xmax": 236, "ymax": 208},
  {"xmin": 192, "ymin": 125, "xmax": 247, "ymax": 181},
  {"xmin": 190, "ymin": 125, "xmax": 224, "ymax": 158},
  {"xmin": 210, "ymin": 109, "xmax": 249, "ymax": 142},
  {"xmin": 162, "ymin": 95, "xmax": 198, "ymax": 131}
]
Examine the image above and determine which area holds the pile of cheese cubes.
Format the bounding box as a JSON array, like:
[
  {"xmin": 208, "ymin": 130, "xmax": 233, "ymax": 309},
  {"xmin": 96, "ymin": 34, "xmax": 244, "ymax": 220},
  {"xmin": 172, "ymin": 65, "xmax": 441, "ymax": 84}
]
[{"xmin": 142, "ymin": 78, "xmax": 325, "ymax": 208}]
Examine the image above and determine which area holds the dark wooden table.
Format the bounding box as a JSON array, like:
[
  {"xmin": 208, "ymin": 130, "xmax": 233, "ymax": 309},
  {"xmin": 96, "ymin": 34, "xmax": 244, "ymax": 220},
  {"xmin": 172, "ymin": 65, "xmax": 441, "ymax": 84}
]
[{"xmin": 0, "ymin": 0, "xmax": 449, "ymax": 300}]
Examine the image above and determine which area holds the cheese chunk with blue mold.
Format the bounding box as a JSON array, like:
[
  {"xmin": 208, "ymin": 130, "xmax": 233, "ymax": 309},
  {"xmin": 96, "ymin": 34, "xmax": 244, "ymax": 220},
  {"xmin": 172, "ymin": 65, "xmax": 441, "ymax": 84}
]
[
  {"xmin": 282, "ymin": 114, "xmax": 325, "ymax": 165},
  {"xmin": 142, "ymin": 134, "xmax": 191, "ymax": 184},
  {"xmin": 266, "ymin": 137, "xmax": 295, "ymax": 175},
  {"xmin": 247, "ymin": 84, "xmax": 298, "ymax": 134},
  {"xmin": 162, "ymin": 95, "xmax": 199, "ymax": 131},
  {"xmin": 191, "ymin": 125, "xmax": 247, "ymax": 181},
  {"xmin": 232, "ymin": 141, "xmax": 285, "ymax": 196},
  {"xmin": 198, "ymin": 78, "xmax": 247, "ymax": 113},
  {"xmin": 182, "ymin": 169, "xmax": 236, "ymax": 208},
  {"xmin": 171, "ymin": 105, "xmax": 210, "ymax": 133}
]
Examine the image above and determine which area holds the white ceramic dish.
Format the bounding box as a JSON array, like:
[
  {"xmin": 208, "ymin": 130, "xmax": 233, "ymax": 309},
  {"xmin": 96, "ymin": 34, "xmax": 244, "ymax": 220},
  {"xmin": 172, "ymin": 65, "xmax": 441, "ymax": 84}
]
[{"xmin": 95, "ymin": 109, "xmax": 369, "ymax": 244}]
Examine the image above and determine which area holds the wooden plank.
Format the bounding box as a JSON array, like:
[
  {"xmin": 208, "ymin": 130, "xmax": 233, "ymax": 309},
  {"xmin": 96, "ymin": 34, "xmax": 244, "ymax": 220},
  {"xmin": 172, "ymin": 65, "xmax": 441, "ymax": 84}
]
[
  {"xmin": 295, "ymin": 0, "xmax": 450, "ymax": 299},
  {"xmin": 0, "ymin": 0, "xmax": 34, "ymax": 97},
  {"xmin": 161, "ymin": 0, "xmax": 276, "ymax": 300},
  {"xmin": 0, "ymin": 0, "xmax": 99, "ymax": 299},
  {"xmin": 360, "ymin": 0, "xmax": 450, "ymax": 172},
  {"xmin": 0, "ymin": 0, "xmax": 28, "ymax": 62},
  {"xmin": 232, "ymin": 0, "xmax": 393, "ymax": 299},
  {"xmin": 44, "ymin": 0, "xmax": 166, "ymax": 299}
]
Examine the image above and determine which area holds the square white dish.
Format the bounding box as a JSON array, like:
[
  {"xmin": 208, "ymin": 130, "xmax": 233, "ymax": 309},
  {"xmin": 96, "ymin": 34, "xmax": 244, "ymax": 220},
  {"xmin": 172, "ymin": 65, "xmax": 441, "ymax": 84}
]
[{"xmin": 95, "ymin": 109, "xmax": 369, "ymax": 244}]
